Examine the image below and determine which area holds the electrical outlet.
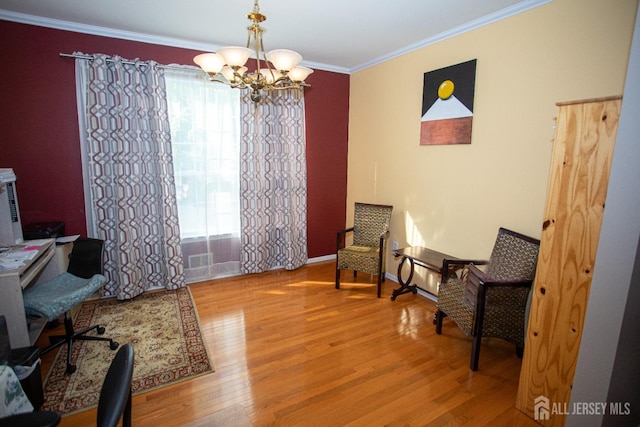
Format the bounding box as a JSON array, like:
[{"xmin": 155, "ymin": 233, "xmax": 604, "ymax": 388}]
[{"xmin": 392, "ymin": 241, "xmax": 399, "ymax": 250}]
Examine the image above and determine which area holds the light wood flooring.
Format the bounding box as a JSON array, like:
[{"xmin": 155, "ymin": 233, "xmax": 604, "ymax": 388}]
[{"xmin": 38, "ymin": 260, "xmax": 539, "ymax": 426}]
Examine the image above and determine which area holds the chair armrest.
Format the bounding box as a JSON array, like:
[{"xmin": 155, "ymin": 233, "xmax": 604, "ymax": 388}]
[
  {"xmin": 469, "ymin": 264, "xmax": 533, "ymax": 288},
  {"xmin": 378, "ymin": 230, "xmax": 390, "ymax": 250},
  {"xmin": 337, "ymin": 227, "xmax": 355, "ymax": 237},
  {"xmin": 336, "ymin": 227, "xmax": 355, "ymax": 251}
]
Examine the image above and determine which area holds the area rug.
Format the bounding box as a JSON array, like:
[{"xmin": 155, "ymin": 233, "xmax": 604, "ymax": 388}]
[{"xmin": 42, "ymin": 287, "xmax": 213, "ymax": 415}]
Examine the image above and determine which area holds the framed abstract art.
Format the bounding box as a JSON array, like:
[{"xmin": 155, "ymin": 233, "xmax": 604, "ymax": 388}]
[{"xmin": 420, "ymin": 59, "xmax": 477, "ymax": 145}]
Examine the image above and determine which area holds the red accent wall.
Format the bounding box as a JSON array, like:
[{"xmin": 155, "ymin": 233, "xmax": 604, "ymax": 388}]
[{"xmin": 0, "ymin": 20, "xmax": 348, "ymax": 259}]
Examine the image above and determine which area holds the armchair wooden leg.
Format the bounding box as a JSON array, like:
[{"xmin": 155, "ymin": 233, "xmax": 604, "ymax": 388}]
[
  {"xmin": 470, "ymin": 335, "xmax": 481, "ymax": 371},
  {"xmin": 435, "ymin": 310, "xmax": 445, "ymax": 334},
  {"xmin": 377, "ymin": 252, "xmax": 384, "ymax": 298},
  {"xmin": 516, "ymin": 346, "xmax": 524, "ymax": 358},
  {"xmin": 335, "ymin": 268, "xmax": 340, "ymax": 289}
]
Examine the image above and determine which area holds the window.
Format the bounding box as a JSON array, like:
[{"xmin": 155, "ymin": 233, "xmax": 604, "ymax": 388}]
[{"xmin": 165, "ymin": 68, "xmax": 241, "ymax": 282}]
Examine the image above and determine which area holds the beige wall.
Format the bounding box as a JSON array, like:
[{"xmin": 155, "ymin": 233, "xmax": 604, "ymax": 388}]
[{"xmin": 347, "ymin": 0, "xmax": 638, "ymax": 275}]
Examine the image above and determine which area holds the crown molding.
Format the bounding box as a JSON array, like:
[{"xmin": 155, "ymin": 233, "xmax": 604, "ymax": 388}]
[
  {"xmin": 350, "ymin": 0, "xmax": 553, "ymax": 73},
  {"xmin": 0, "ymin": 9, "xmax": 214, "ymax": 52},
  {"xmin": 0, "ymin": 9, "xmax": 350, "ymax": 74},
  {"xmin": 1, "ymin": 0, "xmax": 551, "ymax": 75}
]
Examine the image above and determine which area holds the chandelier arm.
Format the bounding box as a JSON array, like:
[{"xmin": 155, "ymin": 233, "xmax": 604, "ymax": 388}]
[
  {"xmin": 248, "ymin": 19, "xmax": 266, "ymax": 87},
  {"xmin": 230, "ymin": 80, "xmax": 248, "ymax": 89},
  {"xmin": 265, "ymin": 83, "xmax": 307, "ymax": 92},
  {"xmin": 258, "ymin": 29, "xmax": 275, "ymax": 78},
  {"xmin": 193, "ymin": 0, "xmax": 312, "ymax": 103}
]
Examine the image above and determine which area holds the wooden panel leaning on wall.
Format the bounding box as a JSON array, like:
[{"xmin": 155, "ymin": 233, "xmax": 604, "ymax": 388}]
[{"xmin": 516, "ymin": 96, "xmax": 622, "ymax": 426}]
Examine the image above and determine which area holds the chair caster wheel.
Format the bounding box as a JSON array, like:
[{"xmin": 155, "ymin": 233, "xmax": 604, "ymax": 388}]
[
  {"xmin": 97, "ymin": 326, "xmax": 106, "ymax": 334},
  {"xmin": 110, "ymin": 341, "xmax": 119, "ymax": 350},
  {"xmin": 66, "ymin": 364, "xmax": 77, "ymax": 374}
]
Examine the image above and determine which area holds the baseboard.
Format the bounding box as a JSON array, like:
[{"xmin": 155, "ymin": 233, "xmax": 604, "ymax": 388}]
[
  {"xmin": 187, "ymin": 255, "xmax": 439, "ymax": 304},
  {"xmin": 307, "ymin": 254, "xmax": 335, "ymax": 264}
]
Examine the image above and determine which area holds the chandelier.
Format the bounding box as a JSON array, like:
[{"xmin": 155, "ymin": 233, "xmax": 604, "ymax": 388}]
[{"xmin": 193, "ymin": 0, "xmax": 314, "ymax": 103}]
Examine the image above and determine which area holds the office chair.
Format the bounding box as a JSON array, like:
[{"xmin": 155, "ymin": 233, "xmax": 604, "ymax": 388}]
[
  {"xmin": 336, "ymin": 202, "xmax": 393, "ymax": 298},
  {"xmin": 1, "ymin": 343, "xmax": 134, "ymax": 427},
  {"xmin": 22, "ymin": 238, "xmax": 118, "ymax": 374}
]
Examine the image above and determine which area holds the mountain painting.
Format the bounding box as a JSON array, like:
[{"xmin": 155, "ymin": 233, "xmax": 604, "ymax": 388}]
[{"xmin": 420, "ymin": 59, "xmax": 477, "ymax": 145}]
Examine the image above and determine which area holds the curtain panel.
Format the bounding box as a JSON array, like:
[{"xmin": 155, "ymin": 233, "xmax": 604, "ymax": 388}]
[
  {"xmin": 239, "ymin": 90, "xmax": 309, "ymax": 273},
  {"xmin": 75, "ymin": 53, "xmax": 185, "ymax": 299},
  {"xmin": 164, "ymin": 67, "xmax": 242, "ymax": 283}
]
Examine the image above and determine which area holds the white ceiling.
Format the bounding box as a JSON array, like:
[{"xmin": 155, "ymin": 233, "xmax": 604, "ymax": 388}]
[{"xmin": 0, "ymin": 0, "xmax": 550, "ymax": 73}]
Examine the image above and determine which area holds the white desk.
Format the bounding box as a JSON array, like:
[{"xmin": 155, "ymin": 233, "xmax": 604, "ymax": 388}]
[{"xmin": 0, "ymin": 239, "xmax": 55, "ymax": 348}]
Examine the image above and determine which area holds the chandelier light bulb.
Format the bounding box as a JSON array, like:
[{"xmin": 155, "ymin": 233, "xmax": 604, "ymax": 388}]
[
  {"xmin": 266, "ymin": 49, "xmax": 302, "ymax": 72},
  {"xmin": 193, "ymin": 53, "xmax": 226, "ymax": 75},
  {"xmin": 221, "ymin": 65, "xmax": 248, "ymax": 84},
  {"xmin": 264, "ymin": 69, "xmax": 283, "ymax": 84},
  {"xmin": 217, "ymin": 46, "xmax": 253, "ymax": 67},
  {"xmin": 288, "ymin": 66, "xmax": 314, "ymax": 83}
]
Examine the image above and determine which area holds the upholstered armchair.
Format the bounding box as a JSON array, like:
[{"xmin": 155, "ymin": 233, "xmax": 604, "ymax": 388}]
[
  {"xmin": 435, "ymin": 227, "xmax": 540, "ymax": 370},
  {"xmin": 335, "ymin": 202, "xmax": 393, "ymax": 298}
]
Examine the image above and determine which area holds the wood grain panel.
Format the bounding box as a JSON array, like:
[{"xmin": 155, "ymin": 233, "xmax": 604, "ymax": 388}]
[{"xmin": 516, "ymin": 97, "xmax": 621, "ymax": 425}]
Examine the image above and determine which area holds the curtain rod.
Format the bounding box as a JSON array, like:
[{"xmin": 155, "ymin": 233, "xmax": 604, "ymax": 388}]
[
  {"xmin": 60, "ymin": 52, "xmax": 143, "ymax": 67},
  {"xmin": 59, "ymin": 52, "xmax": 195, "ymax": 71}
]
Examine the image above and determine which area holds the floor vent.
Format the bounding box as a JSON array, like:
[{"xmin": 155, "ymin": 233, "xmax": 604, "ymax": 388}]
[{"xmin": 188, "ymin": 253, "xmax": 212, "ymax": 269}]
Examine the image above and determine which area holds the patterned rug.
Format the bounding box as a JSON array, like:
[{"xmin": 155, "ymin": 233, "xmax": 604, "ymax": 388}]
[{"xmin": 42, "ymin": 287, "xmax": 213, "ymax": 415}]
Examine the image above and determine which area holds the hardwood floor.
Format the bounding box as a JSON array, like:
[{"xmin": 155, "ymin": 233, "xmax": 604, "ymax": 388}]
[{"xmin": 38, "ymin": 260, "xmax": 539, "ymax": 426}]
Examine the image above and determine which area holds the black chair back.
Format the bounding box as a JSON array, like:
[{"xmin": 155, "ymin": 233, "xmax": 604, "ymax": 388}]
[
  {"xmin": 97, "ymin": 343, "xmax": 134, "ymax": 427},
  {"xmin": 67, "ymin": 238, "xmax": 105, "ymax": 278}
]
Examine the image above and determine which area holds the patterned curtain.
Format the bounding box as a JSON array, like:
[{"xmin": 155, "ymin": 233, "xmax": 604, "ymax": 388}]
[
  {"xmin": 75, "ymin": 53, "xmax": 185, "ymax": 299},
  {"xmin": 239, "ymin": 90, "xmax": 308, "ymax": 273}
]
